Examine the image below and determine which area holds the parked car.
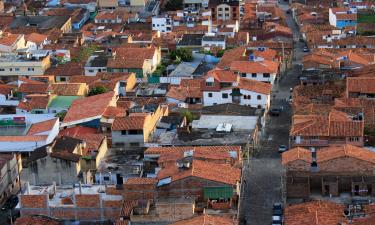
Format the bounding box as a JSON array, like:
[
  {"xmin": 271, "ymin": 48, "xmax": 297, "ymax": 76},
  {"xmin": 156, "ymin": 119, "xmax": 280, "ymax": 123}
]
[
  {"xmin": 303, "ymin": 46, "xmax": 309, "ymax": 52},
  {"xmin": 269, "ymin": 108, "xmax": 281, "ymax": 116},
  {"xmin": 273, "ymin": 202, "xmax": 283, "ymax": 216},
  {"xmin": 1, "ymin": 195, "xmax": 18, "ymax": 211},
  {"xmin": 272, "ymin": 215, "xmax": 283, "ymax": 225},
  {"xmin": 278, "ymin": 145, "xmax": 288, "ymax": 153}
]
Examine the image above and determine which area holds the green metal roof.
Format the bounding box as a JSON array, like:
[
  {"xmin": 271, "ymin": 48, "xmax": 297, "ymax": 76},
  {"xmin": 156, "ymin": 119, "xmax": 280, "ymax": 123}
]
[
  {"xmin": 203, "ymin": 186, "xmax": 233, "ymax": 200},
  {"xmin": 48, "ymin": 96, "xmax": 81, "ymax": 108}
]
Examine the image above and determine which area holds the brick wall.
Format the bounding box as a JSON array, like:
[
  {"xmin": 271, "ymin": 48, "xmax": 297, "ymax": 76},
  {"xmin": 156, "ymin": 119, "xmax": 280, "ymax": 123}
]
[
  {"xmin": 76, "ymin": 194, "xmax": 100, "ymax": 208},
  {"xmin": 124, "ymin": 183, "xmax": 156, "ymax": 201},
  {"xmin": 20, "ymin": 195, "xmax": 48, "ymax": 208}
]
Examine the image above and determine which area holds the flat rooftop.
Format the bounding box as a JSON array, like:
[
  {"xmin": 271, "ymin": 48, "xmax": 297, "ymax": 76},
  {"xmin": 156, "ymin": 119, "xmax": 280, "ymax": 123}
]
[
  {"xmin": 48, "ymin": 96, "xmax": 81, "ymax": 108},
  {"xmin": 23, "ymin": 184, "xmax": 123, "ymax": 207}
]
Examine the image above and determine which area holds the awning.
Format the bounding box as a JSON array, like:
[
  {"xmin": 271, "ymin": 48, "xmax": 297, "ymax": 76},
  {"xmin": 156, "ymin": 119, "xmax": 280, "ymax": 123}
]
[{"xmin": 204, "ymin": 186, "xmax": 233, "ymax": 200}]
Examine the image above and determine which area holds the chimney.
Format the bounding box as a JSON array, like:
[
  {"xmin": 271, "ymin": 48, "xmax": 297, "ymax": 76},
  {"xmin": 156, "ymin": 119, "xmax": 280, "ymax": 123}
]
[{"xmin": 26, "ymin": 182, "xmax": 30, "ymax": 194}]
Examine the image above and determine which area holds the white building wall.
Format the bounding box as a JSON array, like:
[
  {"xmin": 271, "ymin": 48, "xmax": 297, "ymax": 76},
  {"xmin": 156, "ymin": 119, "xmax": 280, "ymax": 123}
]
[
  {"xmin": 203, "ymin": 89, "xmax": 233, "ymax": 106},
  {"xmin": 240, "ymin": 72, "xmax": 276, "ymax": 84},
  {"xmin": 329, "ymin": 9, "xmax": 337, "ymax": 27}
]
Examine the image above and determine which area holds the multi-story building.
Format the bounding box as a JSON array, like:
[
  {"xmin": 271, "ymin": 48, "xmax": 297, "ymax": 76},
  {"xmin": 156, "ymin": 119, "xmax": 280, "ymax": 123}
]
[
  {"xmin": 209, "ymin": 0, "xmax": 240, "ymax": 21},
  {"xmin": 152, "ymin": 15, "xmax": 173, "ymax": 33},
  {"xmin": 282, "ymin": 144, "xmax": 375, "ymax": 199},
  {"xmin": 290, "ymin": 109, "xmax": 364, "ymax": 148},
  {"xmin": 0, "ymin": 51, "xmax": 51, "ymax": 79},
  {"xmin": 329, "ymin": 7, "xmax": 357, "ymax": 28},
  {"xmin": 0, "ymin": 154, "xmax": 20, "ymax": 205}
]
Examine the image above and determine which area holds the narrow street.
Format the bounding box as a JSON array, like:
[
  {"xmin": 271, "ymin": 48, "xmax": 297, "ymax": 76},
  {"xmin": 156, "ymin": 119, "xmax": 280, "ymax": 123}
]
[{"xmin": 238, "ymin": 2, "xmax": 307, "ymax": 224}]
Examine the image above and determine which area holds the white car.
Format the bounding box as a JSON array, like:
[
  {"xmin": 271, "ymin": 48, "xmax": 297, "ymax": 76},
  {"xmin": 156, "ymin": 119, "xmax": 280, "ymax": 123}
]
[{"xmin": 278, "ymin": 145, "xmax": 288, "ymax": 153}]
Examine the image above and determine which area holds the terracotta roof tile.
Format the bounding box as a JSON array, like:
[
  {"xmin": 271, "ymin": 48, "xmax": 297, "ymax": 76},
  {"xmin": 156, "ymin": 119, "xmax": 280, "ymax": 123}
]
[
  {"xmin": 230, "ymin": 60, "xmax": 279, "ymax": 74},
  {"xmin": 171, "ymin": 214, "xmax": 237, "ymax": 225},
  {"xmin": 0, "ymin": 33, "xmax": 21, "ymax": 46},
  {"xmin": 0, "ymin": 84, "xmax": 13, "ymax": 95},
  {"xmin": 51, "ymin": 83, "xmax": 88, "ymax": 96},
  {"xmin": 347, "ymin": 77, "xmax": 375, "ymax": 94},
  {"xmin": 207, "ymin": 69, "xmax": 238, "ymax": 83},
  {"xmin": 282, "ymin": 147, "xmax": 312, "ymax": 165},
  {"xmin": 18, "ymin": 94, "xmax": 52, "ymax": 111},
  {"xmin": 112, "ymin": 115, "xmax": 147, "ymax": 131},
  {"xmin": 317, "ymin": 144, "xmax": 375, "ymax": 164},
  {"xmin": 237, "ymin": 78, "xmax": 272, "ymax": 95},
  {"xmin": 0, "ymin": 135, "xmax": 48, "ymax": 142},
  {"xmin": 18, "ymin": 83, "xmax": 50, "ymax": 94},
  {"xmin": 158, "ymin": 159, "xmax": 241, "ymax": 185},
  {"xmin": 27, "ymin": 118, "xmax": 58, "ymax": 135},
  {"xmin": 63, "ymin": 91, "xmax": 115, "ymax": 124},
  {"xmin": 125, "ymin": 177, "xmax": 157, "ymax": 185},
  {"xmin": 25, "ymin": 33, "xmax": 47, "ymax": 45}
]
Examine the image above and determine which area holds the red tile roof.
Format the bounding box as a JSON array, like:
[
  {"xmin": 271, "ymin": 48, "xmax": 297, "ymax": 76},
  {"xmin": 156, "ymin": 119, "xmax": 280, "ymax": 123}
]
[
  {"xmin": 317, "ymin": 144, "xmax": 375, "ymax": 164},
  {"xmin": 237, "ymin": 78, "xmax": 272, "ymax": 95},
  {"xmin": 230, "ymin": 60, "xmax": 279, "ymax": 74},
  {"xmin": 63, "ymin": 92, "xmax": 115, "ymax": 124},
  {"xmin": 0, "ymin": 33, "xmax": 21, "ymax": 46},
  {"xmin": 167, "ymin": 79, "xmax": 203, "ymax": 101},
  {"xmin": 102, "ymin": 106, "xmax": 126, "ymax": 118},
  {"xmin": 27, "ymin": 118, "xmax": 58, "ymax": 135},
  {"xmin": 171, "ymin": 214, "xmax": 237, "ymax": 225},
  {"xmin": 112, "ymin": 115, "xmax": 147, "ymax": 131},
  {"xmin": 18, "ymin": 94, "xmax": 51, "ymax": 111},
  {"xmin": 25, "ymin": 33, "xmax": 47, "ymax": 45},
  {"xmin": 282, "ymin": 147, "xmax": 312, "ymax": 165},
  {"xmin": 206, "ymin": 69, "xmax": 238, "ymax": 83},
  {"xmin": 51, "ymin": 83, "xmax": 87, "ymax": 96},
  {"xmin": 14, "ymin": 215, "xmax": 62, "ymax": 225},
  {"xmin": 107, "ymin": 47, "xmax": 156, "ymax": 69},
  {"xmin": 0, "ymin": 84, "xmax": 13, "ymax": 95},
  {"xmin": 347, "ymin": 77, "xmax": 375, "ymax": 94},
  {"xmin": 125, "ymin": 177, "xmax": 157, "ymax": 185},
  {"xmin": 0, "ymin": 135, "xmax": 48, "ymax": 142},
  {"xmin": 158, "ymin": 159, "xmax": 241, "ymax": 185},
  {"xmin": 291, "ymin": 110, "xmax": 364, "ymax": 137},
  {"xmin": 18, "ymin": 83, "xmax": 50, "ymax": 94}
]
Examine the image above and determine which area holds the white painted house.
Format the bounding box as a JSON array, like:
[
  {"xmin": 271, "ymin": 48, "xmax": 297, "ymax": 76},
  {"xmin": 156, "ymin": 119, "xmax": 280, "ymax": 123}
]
[
  {"xmin": 152, "ymin": 15, "xmax": 173, "ymax": 33},
  {"xmin": 202, "ymin": 70, "xmax": 272, "ymax": 109},
  {"xmin": 230, "ymin": 56, "xmax": 279, "ymax": 84},
  {"xmin": 202, "ymin": 34, "xmax": 226, "ymax": 50},
  {"xmin": 0, "ymin": 115, "xmax": 59, "ymax": 152}
]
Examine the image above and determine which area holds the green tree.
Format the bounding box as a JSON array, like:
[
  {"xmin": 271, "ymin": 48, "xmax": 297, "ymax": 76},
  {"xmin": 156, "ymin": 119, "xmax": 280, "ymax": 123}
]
[
  {"xmin": 170, "ymin": 48, "xmax": 193, "ymax": 62},
  {"xmin": 165, "ymin": 0, "xmax": 183, "ymax": 11},
  {"xmin": 181, "ymin": 110, "xmax": 197, "ymax": 124},
  {"xmin": 216, "ymin": 49, "xmax": 226, "ymax": 58},
  {"xmin": 88, "ymin": 86, "xmax": 108, "ymax": 96},
  {"xmin": 55, "ymin": 111, "xmax": 67, "ymax": 121}
]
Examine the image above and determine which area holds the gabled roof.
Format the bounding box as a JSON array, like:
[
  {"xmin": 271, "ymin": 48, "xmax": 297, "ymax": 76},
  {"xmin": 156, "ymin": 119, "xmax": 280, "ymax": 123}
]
[
  {"xmin": 317, "ymin": 144, "xmax": 375, "ymax": 164},
  {"xmin": 112, "ymin": 115, "xmax": 147, "ymax": 131},
  {"xmin": 282, "ymin": 147, "xmax": 312, "ymax": 165},
  {"xmin": 157, "ymin": 159, "xmax": 241, "ymax": 186},
  {"xmin": 167, "ymin": 79, "xmax": 203, "ymax": 101},
  {"xmin": 230, "ymin": 60, "xmax": 279, "ymax": 74},
  {"xmin": 0, "ymin": 84, "xmax": 14, "ymax": 95},
  {"xmin": 51, "ymin": 83, "xmax": 88, "ymax": 96},
  {"xmin": 18, "ymin": 83, "xmax": 50, "ymax": 94},
  {"xmin": 18, "ymin": 94, "xmax": 52, "ymax": 111},
  {"xmin": 63, "ymin": 91, "xmax": 115, "ymax": 124},
  {"xmin": 171, "ymin": 214, "xmax": 237, "ymax": 225},
  {"xmin": 236, "ymin": 78, "xmax": 272, "ymax": 95},
  {"xmin": 206, "ymin": 69, "xmax": 238, "ymax": 83},
  {"xmin": 25, "ymin": 33, "xmax": 47, "ymax": 45},
  {"xmin": 107, "ymin": 47, "xmax": 156, "ymax": 69},
  {"xmin": 291, "ymin": 110, "xmax": 364, "ymax": 137},
  {"xmin": 27, "ymin": 118, "xmax": 58, "ymax": 135},
  {"xmin": 347, "ymin": 77, "xmax": 375, "ymax": 94}
]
